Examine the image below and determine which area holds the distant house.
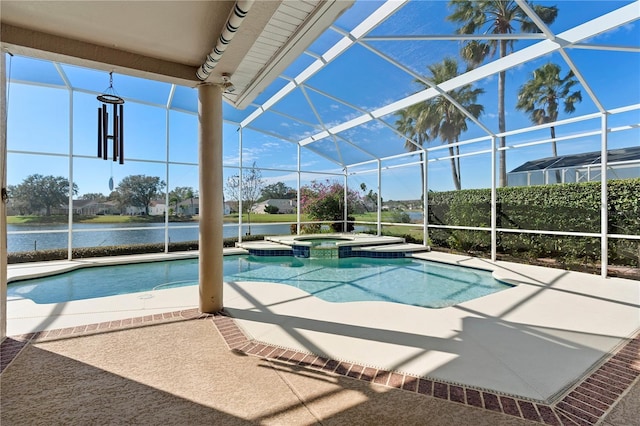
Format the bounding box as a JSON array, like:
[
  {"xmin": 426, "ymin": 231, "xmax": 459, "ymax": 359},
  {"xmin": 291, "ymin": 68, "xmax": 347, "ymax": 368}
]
[
  {"xmin": 55, "ymin": 197, "xmax": 232, "ymax": 217},
  {"xmin": 59, "ymin": 200, "xmax": 120, "ymax": 215},
  {"xmin": 251, "ymin": 199, "xmax": 296, "ymax": 214},
  {"xmin": 223, "ymin": 201, "xmax": 233, "ymax": 215},
  {"xmin": 176, "ymin": 197, "xmax": 199, "ymax": 216},
  {"xmin": 123, "ymin": 205, "xmax": 146, "ymax": 215},
  {"xmin": 173, "ymin": 198, "xmax": 231, "ymax": 216},
  {"xmin": 508, "ymin": 146, "xmax": 640, "ymax": 186},
  {"xmin": 148, "ymin": 200, "xmax": 166, "ymax": 216}
]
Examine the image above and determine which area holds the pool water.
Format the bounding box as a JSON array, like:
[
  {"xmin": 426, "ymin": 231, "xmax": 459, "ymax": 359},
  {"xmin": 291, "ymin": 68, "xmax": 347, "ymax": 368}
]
[{"xmin": 8, "ymin": 255, "xmax": 512, "ymax": 308}]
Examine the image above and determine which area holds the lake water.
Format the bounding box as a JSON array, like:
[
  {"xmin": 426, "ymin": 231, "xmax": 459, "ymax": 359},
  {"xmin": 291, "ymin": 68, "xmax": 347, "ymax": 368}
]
[
  {"xmin": 6, "ymin": 222, "xmax": 293, "ymax": 252},
  {"xmin": 7, "ymin": 222, "xmax": 375, "ymax": 252}
]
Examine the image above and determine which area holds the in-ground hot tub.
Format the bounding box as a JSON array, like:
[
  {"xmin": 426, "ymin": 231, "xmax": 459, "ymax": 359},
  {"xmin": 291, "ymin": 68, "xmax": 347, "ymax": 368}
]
[
  {"xmin": 291, "ymin": 236, "xmax": 354, "ymax": 258},
  {"xmin": 254, "ymin": 233, "xmax": 415, "ymax": 259}
]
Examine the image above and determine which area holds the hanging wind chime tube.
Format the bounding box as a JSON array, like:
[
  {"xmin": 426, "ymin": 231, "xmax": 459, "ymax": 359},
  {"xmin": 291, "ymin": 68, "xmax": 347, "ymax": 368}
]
[{"xmin": 97, "ymin": 72, "xmax": 125, "ymax": 164}]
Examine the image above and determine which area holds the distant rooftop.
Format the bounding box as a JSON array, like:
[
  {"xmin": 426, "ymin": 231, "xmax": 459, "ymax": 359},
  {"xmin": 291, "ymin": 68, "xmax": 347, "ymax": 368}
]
[{"xmin": 509, "ymin": 146, "xmax": 640, "ymax": 173}]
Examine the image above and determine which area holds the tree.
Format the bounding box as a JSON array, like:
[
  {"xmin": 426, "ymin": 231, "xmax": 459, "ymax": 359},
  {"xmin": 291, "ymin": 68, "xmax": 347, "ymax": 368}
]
[
  {"xmin": 260, "ymin": 182, "xmax": 295, "ymax": 201},
  {"xmin": 359, "ymin": 183, "xmax": 379, "ymax": 213},
  {"xmin": 396, "ymin": 107, "xmax": 428, "ymax": 201},
  {"xmin": 115, "ymin": 175, "xmax": 165, "ymax": 215},
  {"xmin": 81, "ymin": 193, "xmax": 107, "ymax": 201},
  {"xmin": 6, "ymin": 185, "xmax": 29, "ymax": 215},
  {"xmin": 224, "ymin": 162, "xmax": 264, "ymax": 234},
  {"xmin": 516, "ymin": 63, "xmax": 582, "ymax": 182},
  {"xmin": 169, "ymin": 186, "xmax": 196, "ymax": 216},
  {"xmin": 264, "ymin": 205, "xmax": 280, "ymax": 214},
  {"xmin": 448, "ymin": 0, "xmax": 558, "ymax": 186},
  {"xmin": 9, "ymin": 174, "xmax": 78, "ymax": 215},
  {"xmin": 397, "ymin": 58, "xmax": 484, "ymax": 190},
  {"xmin": 300, "ymin": 180, "xmax": 363, "ymax": 232}
]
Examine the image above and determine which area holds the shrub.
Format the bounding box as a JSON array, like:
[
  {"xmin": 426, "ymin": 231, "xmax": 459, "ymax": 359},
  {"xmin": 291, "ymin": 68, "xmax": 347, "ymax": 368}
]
[
  {"xmin": 390, "ymin": 211, "xmax": 411, "ymax": 224},
  {"xmin": 300, "ymin": 180, "xmax": 363, "ymax": 224},
  {"xmin": 427, "ymin": 178, "xmax": 640, "ymax": 269}
]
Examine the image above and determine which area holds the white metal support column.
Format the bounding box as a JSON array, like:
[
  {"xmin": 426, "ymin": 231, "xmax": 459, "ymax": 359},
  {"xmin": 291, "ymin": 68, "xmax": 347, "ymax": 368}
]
[
  {"xmin": 238, "ymin": 127, "xmax": 243, "ymax": 242},
  {"xmin": 422, "ymin": 152, "xmax": 428, "ymax": 246},
  {"xmin": 491, "ymin": 136, "xmax": 497, "ymax": 262},
  {"xmin": 67, "ymin": 88, "xmax": 74, "ymax": 260},
  {"xmin": 377, "ymin": 160, "xmax": 382, "ymax": 236},
  {"xmin": 296, "ymin": 144, "xmax": 301, "ymax": 235},
  {"xmin": 198, "ymin": 83, "xmax": 224, "ymax": 313},
  {"xmin": 600, "ymin": 113, "xmax": 609, "ymax": 278},
  {"xmin": 1, "ymin": 52, "xmax": 8, "ymax": 340},
  {"xmin": 164, "ymin": 105, "xmax": 170, "ymax": 253},
  {"xmin": 343, "ymin": 171, "xmax": 348, "ymax": 232}
]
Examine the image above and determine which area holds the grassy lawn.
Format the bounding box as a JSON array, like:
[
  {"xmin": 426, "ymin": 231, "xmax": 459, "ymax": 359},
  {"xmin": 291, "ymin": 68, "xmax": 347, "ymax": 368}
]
[
  {"xmin": 352, "ymin": 212, "xmax": 397, "ymax": 222},
  {"xmin": 224, "ymin": 213, "xmax": 306, "ymax": 223},
  {"xmin": 380, "ymin": 225, "xmax": 424, "ymax": 240},
  {"xmin": 79, "ymin": 215, "xmax": 167, "ymax": 224},
  {"xmin": 9, "ymin": 213, "xmax": 423, "ymax": 227},
  {"xmin": 10, "ymin": 214, "xmax": 307, "ymax": 225}
]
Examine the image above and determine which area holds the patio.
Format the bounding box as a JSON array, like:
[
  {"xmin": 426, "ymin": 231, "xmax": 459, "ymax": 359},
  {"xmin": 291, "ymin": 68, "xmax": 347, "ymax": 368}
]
[
  {"xmin": 3, "ymin": 250, "xmax": 640, "ymax": 424},
  {"xmin": 2, "ymin": 1, "xmax": 640, "ymax": 424},
  {"xmin": 2, "ymin": 309, "xmax": 639, "ymax": 425}
]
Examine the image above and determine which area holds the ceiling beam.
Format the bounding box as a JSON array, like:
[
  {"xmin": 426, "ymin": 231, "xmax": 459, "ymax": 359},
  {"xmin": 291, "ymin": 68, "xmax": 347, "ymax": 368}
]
[{"xmin": 1, "ymin": 24, "xmax": 199, "ymax": 87}]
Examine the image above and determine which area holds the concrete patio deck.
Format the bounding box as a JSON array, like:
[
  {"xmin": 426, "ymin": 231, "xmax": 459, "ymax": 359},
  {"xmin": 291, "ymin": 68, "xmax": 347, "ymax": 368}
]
[{"xmin": 3, "ymin": 250, "xmax": 640, "ymax": 424}]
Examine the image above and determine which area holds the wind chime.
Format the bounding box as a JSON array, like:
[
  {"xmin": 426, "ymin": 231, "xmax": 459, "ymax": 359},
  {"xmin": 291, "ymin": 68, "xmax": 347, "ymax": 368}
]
[{"xmin": 97, "ymin": 72, "xmax": 125, "ymax": 164}]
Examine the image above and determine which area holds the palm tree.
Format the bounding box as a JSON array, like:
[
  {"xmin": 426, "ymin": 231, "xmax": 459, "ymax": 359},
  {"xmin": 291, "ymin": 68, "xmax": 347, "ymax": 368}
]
[
  {"xmin": 516, "ymin": 63, "xmax": 582, "ymax": 182},
  {"xmin": 448, "ymin": 0, "xmax": 558, "ymax": 187},
  {"xmin": 395, "ymin": 107, "xmax": 428, "ymax": 201},
  {"xmin": 397, "ymin": 58, "xmax": 484, "ymax": 191}
]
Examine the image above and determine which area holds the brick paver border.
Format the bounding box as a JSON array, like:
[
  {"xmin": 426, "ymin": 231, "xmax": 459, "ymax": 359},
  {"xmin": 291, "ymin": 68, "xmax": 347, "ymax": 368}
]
[{"xmin": 2, "ymin": 309, "xmax": 638, "ymax": 426}]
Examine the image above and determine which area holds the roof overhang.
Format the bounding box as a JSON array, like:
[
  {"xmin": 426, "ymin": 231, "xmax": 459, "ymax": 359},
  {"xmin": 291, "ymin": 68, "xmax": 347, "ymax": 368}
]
[{"xmin": 0, "ymin": 0, "xmax": 353, "ymax": 108}]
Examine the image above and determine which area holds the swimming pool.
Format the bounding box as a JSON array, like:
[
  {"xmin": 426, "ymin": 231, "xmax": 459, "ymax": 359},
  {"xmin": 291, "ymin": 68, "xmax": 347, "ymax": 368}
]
[{"xmin": 8, "ymin": 255, "xmax": 512, "ymax": 308}]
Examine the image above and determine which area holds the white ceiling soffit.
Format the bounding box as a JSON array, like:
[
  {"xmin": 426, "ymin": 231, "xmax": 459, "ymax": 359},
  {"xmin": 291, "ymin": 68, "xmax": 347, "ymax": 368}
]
[
  {"xmin": 228, "ymin": 0, "xmax": 354, "ymax": 109},
  {"xmin": 0, "ymin": 0, "xmax": 354, "ymax": 108}
]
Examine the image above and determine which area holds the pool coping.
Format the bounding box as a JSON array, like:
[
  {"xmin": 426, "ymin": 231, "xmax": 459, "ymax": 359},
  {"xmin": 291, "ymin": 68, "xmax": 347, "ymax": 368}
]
[
  {"xmin": 5, "ymin": 248, "xmax": 640, "ymax": 415},
  {"xmin": 2, "ymin": 309, "xmax": 638, "ymax": 426},
  {"xmin": 239, "ymin": 233, "xmax": 429, "ymax": 259}
]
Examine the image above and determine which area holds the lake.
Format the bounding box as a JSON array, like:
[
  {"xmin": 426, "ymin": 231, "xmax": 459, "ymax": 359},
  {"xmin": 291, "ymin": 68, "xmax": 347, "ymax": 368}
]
[
  {"xmin": 7, "ymin": 222, "xmax": 375, "ymax": 252},
  {"xmin": 6, "ymin": 222, "xmax": 293, "ymax": 252}
]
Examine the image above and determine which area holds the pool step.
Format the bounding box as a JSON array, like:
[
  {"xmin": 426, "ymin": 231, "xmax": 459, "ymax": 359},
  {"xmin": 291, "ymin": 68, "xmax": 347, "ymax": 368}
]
[
  {"xmin": 236, "ymin": 241, "xmax": 293, "ymax": 256},
  {"xmin": 358, "ymin": 243, "xmax": 430, "ymax": 253},
  {"xmin": 237, "ymin": 239, "xmax": 429, "ymax": 258},
  {"xmin": 237, "ymin": 241, "xmax": 290, "ymax": 249}
]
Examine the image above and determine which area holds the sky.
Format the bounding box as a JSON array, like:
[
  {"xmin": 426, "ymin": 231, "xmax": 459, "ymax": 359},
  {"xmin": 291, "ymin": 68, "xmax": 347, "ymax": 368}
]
[{"xmin": 5, "ymin": 0, "xmax": 640, "ymax": 201}]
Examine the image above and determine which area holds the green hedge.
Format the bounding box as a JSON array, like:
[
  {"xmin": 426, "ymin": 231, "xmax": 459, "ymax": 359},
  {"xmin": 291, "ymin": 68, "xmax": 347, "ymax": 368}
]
[{"xmin": 426, "ymin": 179, "xmax": 640, "ymax": 268}]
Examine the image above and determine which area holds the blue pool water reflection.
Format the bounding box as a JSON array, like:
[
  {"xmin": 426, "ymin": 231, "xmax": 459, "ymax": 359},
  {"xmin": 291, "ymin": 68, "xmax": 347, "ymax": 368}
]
[{"xmin": 8, "ymin": 255, "xmax": 512, "ymax": 308}]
